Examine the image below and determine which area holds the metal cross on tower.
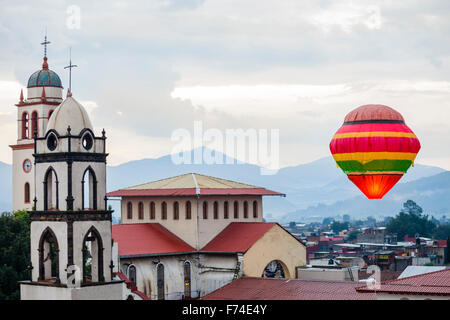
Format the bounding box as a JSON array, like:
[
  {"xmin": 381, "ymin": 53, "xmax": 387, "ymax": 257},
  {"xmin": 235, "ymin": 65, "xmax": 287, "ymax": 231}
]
[
  {"xmin": 64, "ymin": 48, "xmax": 78, "ymax": 93},
  {"xmin": 40, "ymin": 29, "xmax": 51, "ymax": 57}
]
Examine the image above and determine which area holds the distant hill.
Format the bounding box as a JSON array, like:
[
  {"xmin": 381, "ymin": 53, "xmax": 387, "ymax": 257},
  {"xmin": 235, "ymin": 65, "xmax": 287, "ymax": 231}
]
[
  {"xmin": 0, "ymin": 148, "xmax": 447, "ymax": 221},
  {"xmin": 282, "ymin": 171, "xmax": 450, "ymax": 223}
]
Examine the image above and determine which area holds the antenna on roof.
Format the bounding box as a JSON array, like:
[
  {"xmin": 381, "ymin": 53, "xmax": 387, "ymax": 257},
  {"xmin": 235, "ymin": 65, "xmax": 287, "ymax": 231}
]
[{"xmin": 64, "ymin": 47, "xmax": 78, "ymax": 94}]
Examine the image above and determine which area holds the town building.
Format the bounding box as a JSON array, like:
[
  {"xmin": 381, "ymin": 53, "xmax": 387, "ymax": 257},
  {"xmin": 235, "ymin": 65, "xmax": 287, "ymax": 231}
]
[{"xmin": 108, "ymin": 175, "xmax": 307, "ymax": 299}]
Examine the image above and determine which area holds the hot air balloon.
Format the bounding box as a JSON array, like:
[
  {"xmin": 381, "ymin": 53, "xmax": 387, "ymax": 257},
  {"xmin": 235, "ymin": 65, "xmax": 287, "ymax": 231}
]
[{"xmin": 329, "ymin": 104, "xmax": 421, "ymax": 199}]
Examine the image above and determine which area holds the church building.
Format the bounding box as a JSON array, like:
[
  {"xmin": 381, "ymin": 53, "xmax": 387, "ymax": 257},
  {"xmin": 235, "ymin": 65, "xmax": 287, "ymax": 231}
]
[{"xmin": 108, "ymin": 174, "xmax": 307, "ymax": 299}]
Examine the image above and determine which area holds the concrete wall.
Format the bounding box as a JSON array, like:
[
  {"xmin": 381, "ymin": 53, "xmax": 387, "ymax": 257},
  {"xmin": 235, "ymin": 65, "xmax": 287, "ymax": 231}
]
[
  {"xmin": 12, "ymin": 147, "xmax": 34, "ymax": 211},
  {"xmin": 120, "ymin": 195, "xmax": 263, "ymax": 249},
  {"xmin": 20, "ymin": 281, "xmax": 124, "ymax": 300},
  {"xmin": 297, "ymin": 267, "xmax": 359, "ymax": 282},
  {"xmin": 243, "ymin": 224, "xmax": 306, "ymax": 278}
]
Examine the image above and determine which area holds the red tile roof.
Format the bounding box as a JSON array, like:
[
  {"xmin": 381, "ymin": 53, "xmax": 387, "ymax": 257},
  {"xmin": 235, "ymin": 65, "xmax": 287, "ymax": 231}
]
[
  {"xmin": 202, "ymin": 277, "xmax": 376, "ymax": 300},
  {"xmin": 356, "ymin": 268, "xmax": 450, "ymax": 296},
  {"xmin": 112, "ymin": 223, "xmax": 195, "ymax": 257},
  {"xmin": 201, "ymin": 222, "xmax": 276, "ymax": 253}
]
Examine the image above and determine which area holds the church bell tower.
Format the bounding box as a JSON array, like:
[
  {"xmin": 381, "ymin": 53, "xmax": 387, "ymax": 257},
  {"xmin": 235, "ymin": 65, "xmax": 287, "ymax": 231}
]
[{"xmin": 20, "ymin": 55, "xmax": 123, "ymax": 299}]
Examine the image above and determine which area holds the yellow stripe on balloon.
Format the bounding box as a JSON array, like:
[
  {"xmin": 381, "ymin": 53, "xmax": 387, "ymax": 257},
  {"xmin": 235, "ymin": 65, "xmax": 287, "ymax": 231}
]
[
  {"xmin": 332, "ymin": 152, "xmax": 418, "ymax": 164},
  {"xmin": 333, "ymin": 132, "xmax": 417, "ymax": 139}
]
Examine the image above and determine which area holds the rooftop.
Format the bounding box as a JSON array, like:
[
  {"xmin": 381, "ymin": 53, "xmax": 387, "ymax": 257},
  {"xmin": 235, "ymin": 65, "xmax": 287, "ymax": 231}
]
[
  {"xmin": 107, "ymin": 173, "xmax": 283, "ymax": 197},
  {"xmin": 356, "ymin": 268, "xmax": 450, "ymax": 296},
  {"xmin": 202, "ymin": 277, "xmax": 376, "ymax": 300},
  {"xmin": 112, "ymin": 223, "xmax": 195, "ymax": 257}
]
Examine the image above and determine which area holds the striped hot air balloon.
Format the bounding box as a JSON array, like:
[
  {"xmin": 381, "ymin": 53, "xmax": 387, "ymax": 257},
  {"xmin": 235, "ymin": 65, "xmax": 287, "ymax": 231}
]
[{"xmin": 329, "ymin": 104, "xmax": 421, "ymax": 199}]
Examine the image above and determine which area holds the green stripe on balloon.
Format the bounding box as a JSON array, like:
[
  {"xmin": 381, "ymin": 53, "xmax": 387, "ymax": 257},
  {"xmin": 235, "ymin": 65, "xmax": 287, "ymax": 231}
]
[{"xmin": 336, "ymin": 159, "xmax": 412, "ymax": 173}]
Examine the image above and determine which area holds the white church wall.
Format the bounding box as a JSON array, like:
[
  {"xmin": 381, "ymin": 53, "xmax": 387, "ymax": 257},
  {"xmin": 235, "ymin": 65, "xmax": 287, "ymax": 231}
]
[
  {"xmin": 27, "ymin": 86, "xmax": 62, "ymax": 101},
  {"xmin": 12, "ymin": 148, "xmax": 34, "ymax": 211}
]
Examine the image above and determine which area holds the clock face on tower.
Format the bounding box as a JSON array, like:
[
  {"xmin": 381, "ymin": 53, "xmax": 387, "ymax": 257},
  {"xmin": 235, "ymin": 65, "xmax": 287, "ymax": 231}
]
[{"xmin": 23, "ymin": 159, "xmax": 32, "ymax": 173}]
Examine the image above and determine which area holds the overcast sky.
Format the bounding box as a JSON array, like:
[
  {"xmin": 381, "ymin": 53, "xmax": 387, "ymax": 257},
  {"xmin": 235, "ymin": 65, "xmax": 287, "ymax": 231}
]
[{"xmin": 1, "ymin": 0, "xmax": 450, "ymax": 170}]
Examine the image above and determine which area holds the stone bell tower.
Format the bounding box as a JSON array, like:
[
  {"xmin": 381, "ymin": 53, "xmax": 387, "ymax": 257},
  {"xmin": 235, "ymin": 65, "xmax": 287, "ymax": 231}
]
[{"xmin": 20, "ymin": 92, "xmax": 123, "ymax": 300}]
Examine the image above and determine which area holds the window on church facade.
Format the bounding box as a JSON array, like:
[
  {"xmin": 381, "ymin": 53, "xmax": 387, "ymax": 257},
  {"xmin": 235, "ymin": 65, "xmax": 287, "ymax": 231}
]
[
  {"xmin": 21, "ymin": 112, "xmax": 29, "ymax": 139},
  {"xmin": 128, "ymin": 265, "xmax": 137, "ymax": 287},
  {"xmin": 44, "ymin": 167, "xmax": 58, "ymax": 210},
  {"xmin": 82, "ymin": 167, "xmax": 97, "ymax": 210},
  {"xmin": 157, "ymin": 264, "xmax": 165, "ymax": 300},
  {"xmin": 150, "ymin": 201, "xmax": 155, "ymax": 219},
  {"xmin": 186, "ymin": 201, "xmax": 192, "ymax": 219},
  {"xmin": 31, "ymin": 111, "xmax": 38, "ymax": 138},
  {"xmin": 138, "ymin": 202, "xmax": 144, "ymax": 220},
  {"xmin": 24, "ymin": 182, "xmax": 30, "ymax": 204},
  {"xmin": 161, "ymin": 202, "xmax": 167, "ymax": 220},
  {"xmin": 253, "ymin": 200, "xmax": 258, "ymax": 218},
  {"xmin": 127, "ymin": 202, "xmax": 132, "ymax": 219},
  {"xmin": 82, "ymin": 227, "xmax": 104, "ymax": 283},
  {"xmin": 203, "ymin": 201, "xmax": 208, "ymax": 219},
  {"xmin": 224, "ymin": 201, "xmax": 229, "ymax": 219},
  {"xmin": 213, "ymin": 201, "xmax": 219, "ymax": 219},
  {"xmin": 244, "ymin": 201, "xmax": 248, "ymax": 218},
  {"xmin": 184, "ymin": 261, "xmax": 191, "ymax": 298},
  {"xmin": 174, "ymin": 201, "xmax": 179, "ymax": 220},
  {"xmin": 48, "ymin": 109, "xmax": 54, "ymax": 119},
  {"xmin": 234, "ymin": 201, "xmax": 239, "ymax": 219}
]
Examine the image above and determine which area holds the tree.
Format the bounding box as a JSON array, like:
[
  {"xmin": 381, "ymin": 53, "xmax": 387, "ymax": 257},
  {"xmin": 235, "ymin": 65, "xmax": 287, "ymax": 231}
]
[
  {"xmin": 433, "ymin": 224, "xmax": 450, "ymax": 240},
  {"xmin": 347, "ymin": 230, "xmax": 360, "ymax": 242},
  {"xmin": 330, "ymin": 221, "xmax": 349, "ymax": 233},
  {"xmin": 322, "ymin": 217, "xmax": 334, "ymax": 226},
  {"xmin": 0, "ymin": 211, "xmax": 30, "ymax": 300},
  {"xmin": 386, "ymin": 200, "xmax": 436, "ymax": 239}
]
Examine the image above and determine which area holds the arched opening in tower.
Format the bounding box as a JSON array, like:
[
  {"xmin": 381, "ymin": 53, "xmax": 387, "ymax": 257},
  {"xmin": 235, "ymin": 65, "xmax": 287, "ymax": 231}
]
[
  {"xmin": 44, "ymin": 167, "xmax": 58, "ymax": 210},
  {"xmin": 82, "ymin": 226, "xmax": 104, "ymax": 283},
  {"xmin": 82, "ymin": 167, "xmax": 97, "ymax": 210},
  {"xmin": 38, "ymin": 227, "xmax": 60, "ymax": 283}
]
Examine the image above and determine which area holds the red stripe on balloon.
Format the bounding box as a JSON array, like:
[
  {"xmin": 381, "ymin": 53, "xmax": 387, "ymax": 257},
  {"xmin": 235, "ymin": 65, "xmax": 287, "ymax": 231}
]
[
  {"xmin": 336, "ymin": 123, "xmax": 413, "ymax": 134},
  {"xmin": 330, "ymin": 136, "xmax": 421, "ymax": 154}
]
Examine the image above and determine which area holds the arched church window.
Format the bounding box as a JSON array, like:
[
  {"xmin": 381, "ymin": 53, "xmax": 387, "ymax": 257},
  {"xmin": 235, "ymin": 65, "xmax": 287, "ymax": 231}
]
[
  {"xmin": 138, "ymin": 202, "xmax": 144, "ymax": 220},
  {"xmin": 244, "ymin": 201, "xmax": 248, "ymax": 218},
  {"xmin": 157, "ymin": 263, "xmax": 165, "ymax": 300},
  {"xmin": 203, "ymin": 201, "xmax": 208, "ymax": 219},
  {"xmin": 128, "ymin": 265, "xmax": 137, "ymax": 287},
  {"xmin": 184, "ymin": 261, "xmax": 191, "ymax": 298},
  {"xmin": 82, "ymin": 226, "xmax": 104, "ymax": 283},
  {"xmin": 161, "ymin": 202, "xmax": 167, "ymax": 220},
  {"xmin": 234, "ymin": 201, "xmax": 239, "ymax": 219},
  {"xmin": 253, "ymin": 200, "xmax": 258, "ymax": 218},
  {"xmin": 224, "ymin": 201, "xmax": 229, "ymax": 219},
  {"xmin": 213, "ymin": 201, "xmax": 219, "ymax": 219},
  {"xmin": 186, "ymin": 201, "xmax": 192, "ymax": 220},
  {"xmin": 31, "ymin": 111, "xmax": 38, "ymax": 138},
  {"xmin": 38, "ymin": 227, "xmax": 60, "ymax": 283},
  {"xmin": 44, "ymin": 167, "xmax": 58, "ymax": 210},
  {"xmin": 173, "ymin": 201, "xmax": 179, "ymax": 220},
  {"xmin": 127, "ymin": 202, "xmax": 133, "ymax": 219},
  {"xmin": 82, "ymin": 167, "xmax": 97, "ymax": 210},
  {"xmin": 21, "ymin": 112, "xmax": 29, "ymax": 139},
  {"xmin": 24, "ymin": 182, "xmax": 30, "ymax": 204},
  {"xmin": 150, "ymin": 201, "xmax": 155, "ymax": 220}
]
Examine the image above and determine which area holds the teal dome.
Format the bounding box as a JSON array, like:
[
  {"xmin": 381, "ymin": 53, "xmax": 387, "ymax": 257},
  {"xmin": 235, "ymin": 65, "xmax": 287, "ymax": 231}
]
[{"xmin": 27, "ymin": 57, "xmax": 62, "ymax": 88}]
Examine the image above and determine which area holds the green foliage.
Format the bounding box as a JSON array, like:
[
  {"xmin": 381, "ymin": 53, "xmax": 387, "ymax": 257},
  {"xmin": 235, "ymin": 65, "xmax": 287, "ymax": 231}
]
[
  {"xmin": 330, "ymin": 221, "xmax": 349, "ymax": 233},
  {"xmin": 347, "ymin": 230, "xmax": 360, "ymax": 242},
  {"xmin": 322, "ymin": 217, "xmax": 334, "ymax": 226},
  {"xmin": 432, "ymin": 224, "xmax": 450, "ymax": 240},
  {"xmin": 386, "ymin": 200, "xmax": 436, "ymax": 239},
  {"xmin": 0, "ymin": 210, "xmax": 30, "ymax": 300}
]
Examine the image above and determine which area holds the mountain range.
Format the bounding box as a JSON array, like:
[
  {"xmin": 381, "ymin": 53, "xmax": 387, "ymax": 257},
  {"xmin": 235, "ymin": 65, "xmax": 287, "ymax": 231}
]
[{"xmin": 1, "ymin": 147, "xmax": 448, "ymax": 222}]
